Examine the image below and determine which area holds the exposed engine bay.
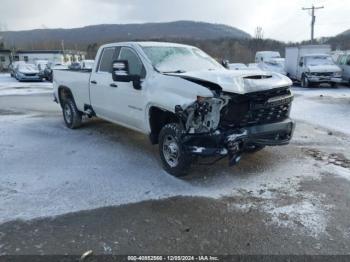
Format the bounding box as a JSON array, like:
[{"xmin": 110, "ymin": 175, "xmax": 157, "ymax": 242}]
[
  {"xmin": 175, "ymin": 84, "xmax": 295, "ymax": 165},
  {"xmin": 176, "ymin": 85, "xmax": 293, "ymax": 134}
]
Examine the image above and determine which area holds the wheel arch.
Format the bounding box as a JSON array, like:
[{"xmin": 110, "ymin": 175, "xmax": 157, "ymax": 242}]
[
  {"xmin": 58, "ymin": 85, "xmax": 76, "ymax": 108},
  {"xmin": 148, "ymin": 106, "xmax": 180, "ymax": 145}
]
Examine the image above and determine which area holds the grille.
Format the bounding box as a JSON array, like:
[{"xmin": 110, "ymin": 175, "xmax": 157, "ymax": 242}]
[
  {"xmin": 24, "ymin": 73, "xmax": 37, "ymax": 77},
  {"xmin": 311, "ymin": 72, "xmax": 333, "ymax": 77},
  {"xmin": 220, "ymin": 86, "xmax": 292, "ymax": 128}
]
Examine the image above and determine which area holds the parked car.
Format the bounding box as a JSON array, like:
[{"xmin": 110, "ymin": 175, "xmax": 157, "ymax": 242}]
[
  {"xmin": 9, "ymin": 61, "xmax": 26, "ymax": 77},
  {"xmin": 69, "ymin": 62, "xmax": 81, "ymax": 70},
  {"xmin": 34, "ymin": 60, "xmax": 49, "ymax": 77},
  {"xmin": 285, "ymin": 45, "xmax": 342, "ymax": 88},
  {"xmin": 43, "ymin": 63, "xmax": 68, "ymax": 82},
  {"xmin": 53, "ymin": 42, "xmax": 295, "ymax": 176},
  {"xmin": 80, "ymin": 60, "xmax": 95, "ymax": 70},
  {"xmin": 228, "ymin": 63, "xmax": 248, "ymax": 70},
  {"xmin": 255, "ymin": 51, "xmax": 286, "ymax": 75},
  {"xmin": 14, "ymin": 63, "xmax": 42, "ymax": 81},
  {"xmin": 336, "ymin": 52, "xmax": 350, "ymax": 85},
  {"xmin": 248, "ymin": 63, "xmax": 259, "ymax": 69}
]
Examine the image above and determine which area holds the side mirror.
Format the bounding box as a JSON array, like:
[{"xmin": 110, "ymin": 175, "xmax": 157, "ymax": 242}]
[
  {"xmin": 299, "ymin": 62, "xmax": 303, "ymax": 67},
  {"xmin": 112, "ymin": 60, "xmax": 142, "ymax": 90},
  {"xmin": 221, "ymin": 59, "xmax": 230, "ymax": 69}
]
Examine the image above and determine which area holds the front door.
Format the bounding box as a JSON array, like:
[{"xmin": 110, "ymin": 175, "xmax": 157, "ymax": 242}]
[
  {"xmin": 344, "ymin": 55, "xmax": 350, "ymax": 81},
  {"xmin": 297, "ymin": 57, "xmax": 305, "ymax": 80},
  {"xmin": 111, "ymin": 46, "xmax": 147, "ymax": 130},
  {"xmin": 90, "ymin": 46, "xmax": 125, "ymax": 122}
]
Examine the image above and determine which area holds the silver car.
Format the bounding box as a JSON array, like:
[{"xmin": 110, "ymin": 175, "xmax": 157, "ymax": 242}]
[
  {"xmin": 337, "ymin": 53, "xmax": 350, "ymax": 84},
  {"xmin": 15, "ymin": 64, "xmax": 43, "ymax": 82}
]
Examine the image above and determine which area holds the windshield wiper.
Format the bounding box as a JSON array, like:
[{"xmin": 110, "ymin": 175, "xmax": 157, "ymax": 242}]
[{"xmin": 161, "ymin": 70, "xmax": 186, "ymax": 74}]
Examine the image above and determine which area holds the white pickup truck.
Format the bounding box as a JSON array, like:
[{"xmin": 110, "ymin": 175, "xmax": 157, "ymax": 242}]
[{"xmin": 53, "ymin": 42, "xmax": 295, "ymax": 176}]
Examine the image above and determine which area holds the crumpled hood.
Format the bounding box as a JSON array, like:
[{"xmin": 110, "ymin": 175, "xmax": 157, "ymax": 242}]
[
  {"xmin": 168, "ymin": 69, "xmax": 292, "ymax": 94},
  {"xmin": 307, "ymin": 64, "xmax": 341, "ymax": 73}
]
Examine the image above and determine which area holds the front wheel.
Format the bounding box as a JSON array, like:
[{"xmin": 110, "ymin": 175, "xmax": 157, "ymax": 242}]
[
  {"xmin": 245, "ymin": 145, "xmax": 265, "ymax": 153},
  {"xmin": 301, "ymin": 75, "xmax": 309, "ymax": 88},
  {"xmin": 62, "ymin": 98, "xmax": 82, "ymax": 129},
  {"xmin": 159, "ymin": 123, "xmax": 192, "ymax": 177}
]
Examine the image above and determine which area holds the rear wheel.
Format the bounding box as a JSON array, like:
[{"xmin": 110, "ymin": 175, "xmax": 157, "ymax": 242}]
[
  {"xmin": 62, "ymin": 98, "xmax": 82, "ymax": 129},
  {"xmin": 159, "ymin": 123, "xmax": 192, "ymax": 177}
]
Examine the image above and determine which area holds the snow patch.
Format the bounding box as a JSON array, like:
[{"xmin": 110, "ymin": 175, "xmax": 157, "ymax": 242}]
[{"xmin": 0, "ymin": 73, "xmax": 52, "ymax": 96}]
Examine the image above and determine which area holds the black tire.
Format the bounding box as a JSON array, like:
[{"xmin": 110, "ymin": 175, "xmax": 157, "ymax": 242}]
[
  {"xmin": 331, "ymin": 82, "xmax": 338, "ymax": 88},
  {"xmin": 301, "ymin": 75, "xmax": 309, "ymax": 88},
  {"xmin": 245, "ymin": 145, "xmax": 265, "ymax": 153},
  {"xmin": 159, "ymin": 123, "xmax": 192, "ymax": 177},
  {"xmin": 62, "ymin": 98, "xmax": 82, "ymax": 129}
]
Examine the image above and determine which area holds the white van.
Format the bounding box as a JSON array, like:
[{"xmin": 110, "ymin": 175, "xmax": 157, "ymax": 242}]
[{"xmin": 255, "ymin": 51, "xmax": 286, "ymax": 75}]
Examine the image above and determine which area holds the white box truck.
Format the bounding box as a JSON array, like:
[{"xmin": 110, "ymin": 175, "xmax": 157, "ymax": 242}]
[{"xmin": 285, "ymin": 45, "xmax": 342, "ymax": 87}]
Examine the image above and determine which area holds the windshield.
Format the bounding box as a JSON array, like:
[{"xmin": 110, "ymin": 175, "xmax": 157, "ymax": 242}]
[
  {"xmin": 305, "ymin": 56, "xmax": 334, "ymax": 66},
  {"xmin": 266, "ymin": 59, "xmax": 285, "ymax": 67},
  {"xmin": 19, "ymin": 64, "xmax": 37, "ymax": 71},
  {"xmin": 142, "ymin": 46, "xmax": 223, "ymax": 73}
]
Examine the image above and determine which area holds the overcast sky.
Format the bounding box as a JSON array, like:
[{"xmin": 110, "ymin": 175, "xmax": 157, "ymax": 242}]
[{"xmin": 0, "ymin": 0, "xmax": 348, "ymax": 42}]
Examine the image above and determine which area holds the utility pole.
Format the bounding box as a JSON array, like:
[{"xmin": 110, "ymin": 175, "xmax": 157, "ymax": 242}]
[{"xmin": 302, "ymin": 5, "xmax": 324, "ymax": 43}]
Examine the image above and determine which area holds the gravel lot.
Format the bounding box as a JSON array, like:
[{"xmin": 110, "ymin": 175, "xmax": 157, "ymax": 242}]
[{"xmin": 0, "ymin": 73, "xmax": 349, "ymax": 255}]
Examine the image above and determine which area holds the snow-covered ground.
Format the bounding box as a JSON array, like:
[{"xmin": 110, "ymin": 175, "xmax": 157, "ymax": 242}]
[
  {"xmin": 0, "ymin": 73, "xmax": 52, "ymax": 96},
  {"xmin": 0, "ymin": 78, "xmax": 350, "ymax": 239},
  {"xmin": 291, "ymin": 86, "xmax": 350, "ymax": 135}
]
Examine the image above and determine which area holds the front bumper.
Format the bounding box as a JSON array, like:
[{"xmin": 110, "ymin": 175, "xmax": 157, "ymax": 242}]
[
  {"xmin": 306, "ymin": 75, "xmax": 342, "ymax": 83},
  {"xmin": 17, "ymin": 75, "xmax": 42, "ymax": 81},
  {"xmin": 183, "ymin": 118, "xmax": 295, "ymax": 161}
]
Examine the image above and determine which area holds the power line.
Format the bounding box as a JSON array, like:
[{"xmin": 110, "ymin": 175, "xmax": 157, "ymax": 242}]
[{"xmin": 302, "ymin": 5, "xmax": 324, "ymax": 43}]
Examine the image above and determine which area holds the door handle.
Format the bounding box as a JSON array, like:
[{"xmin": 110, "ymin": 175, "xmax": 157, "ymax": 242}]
[
  {"xmin": 90, "ymin": 80, "xmax": 97, "ymax": 84},
  {"xmin": 110, "ymin": 83, "xmax": 118, "ymax": 88}
]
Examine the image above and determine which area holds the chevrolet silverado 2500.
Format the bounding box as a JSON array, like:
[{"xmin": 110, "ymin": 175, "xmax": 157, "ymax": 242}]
[{"xmin": 53, "ymin": 42, "xmax": 295, "ymax": 176}]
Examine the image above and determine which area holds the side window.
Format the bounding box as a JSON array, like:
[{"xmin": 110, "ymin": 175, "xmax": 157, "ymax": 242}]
[
  {"xmin": 347, "ymin": 55, "xmax": 350, "ymax": 66},
  {"xmin": 339, "ymin": 55, "xmax": 346, "ymax": 65},
  {"xmin": 98, "ymin": 47, "xmax": 116, "ymax": 73},
  {"xmin": 299, "ymin": 57, "xmax": 304, "ymax": 66},
  {"xmin": 118, "ymin": 47, "xmax": 145, "ymax": 77}
]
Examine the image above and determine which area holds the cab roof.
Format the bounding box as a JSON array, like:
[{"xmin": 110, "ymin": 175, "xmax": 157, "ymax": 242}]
[{"xmin": 101, "ymin": 41, "xmax": 195, "ymax": 49}]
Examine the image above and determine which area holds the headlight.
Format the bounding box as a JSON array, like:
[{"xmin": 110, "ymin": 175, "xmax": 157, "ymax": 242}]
[{"xmin": 333, "ymin": 72, "xmax": 342, "ymax": 77}]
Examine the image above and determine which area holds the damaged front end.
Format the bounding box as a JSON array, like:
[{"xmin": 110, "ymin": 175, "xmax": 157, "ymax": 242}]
[{"xmin": 175, "ymin": 85, "xmax": 295, "ymax": 166}]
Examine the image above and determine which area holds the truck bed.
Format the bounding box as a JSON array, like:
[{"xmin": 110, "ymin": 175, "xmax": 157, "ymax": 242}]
[{"xmin": 53, "ymin": 69, "xmax": 91, "ymax": 112}]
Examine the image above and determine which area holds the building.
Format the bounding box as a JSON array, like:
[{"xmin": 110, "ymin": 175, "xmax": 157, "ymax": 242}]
[
  {"xmin": 0, "ymin": 49, "xmax": 12, "ymax": 70},
  {"xmin": 14, "ymin": 50, "xmax": 86, "ymax": 65}
]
